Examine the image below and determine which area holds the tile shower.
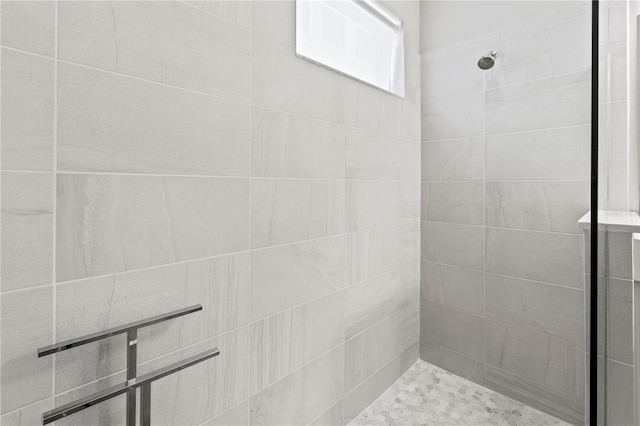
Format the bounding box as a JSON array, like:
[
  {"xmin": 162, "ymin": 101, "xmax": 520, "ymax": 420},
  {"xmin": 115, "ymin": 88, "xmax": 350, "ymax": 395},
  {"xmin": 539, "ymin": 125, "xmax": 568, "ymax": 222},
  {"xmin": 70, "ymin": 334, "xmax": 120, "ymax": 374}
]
[{"xmin": 0, "ymin": 1, "xmax": 636, "ymax": 426}]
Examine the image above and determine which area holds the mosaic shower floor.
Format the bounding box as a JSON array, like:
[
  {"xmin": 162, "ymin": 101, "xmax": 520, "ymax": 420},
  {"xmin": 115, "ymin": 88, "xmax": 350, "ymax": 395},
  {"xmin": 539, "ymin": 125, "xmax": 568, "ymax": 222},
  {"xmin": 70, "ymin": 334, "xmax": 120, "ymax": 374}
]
[{"xmin": 349, "ymin": 360, "xmax": 571, "ymax": 426}]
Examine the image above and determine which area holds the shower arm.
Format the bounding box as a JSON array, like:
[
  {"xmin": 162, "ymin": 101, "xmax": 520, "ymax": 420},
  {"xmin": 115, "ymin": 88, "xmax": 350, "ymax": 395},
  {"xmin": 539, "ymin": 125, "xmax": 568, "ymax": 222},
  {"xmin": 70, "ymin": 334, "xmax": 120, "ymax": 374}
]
[{"xmin": 37, "ymin": 304, "xmax": 218, "ymax": 426}]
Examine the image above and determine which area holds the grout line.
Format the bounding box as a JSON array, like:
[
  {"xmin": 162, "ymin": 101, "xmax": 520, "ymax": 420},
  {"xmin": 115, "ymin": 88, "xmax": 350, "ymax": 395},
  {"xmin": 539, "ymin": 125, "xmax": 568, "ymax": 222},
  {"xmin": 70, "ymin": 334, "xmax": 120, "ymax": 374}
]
[
  {"xmin": 421, "ymin": 123, "xmax": 591, "ymax": 143},
  {"xmin": 421, "ymin": 219, "xmax": 586, "ymax": 237},
  {"xmin": 247, "ymin": 5, "xmax": 253, "ymax": 422},
  {"xmin": 51, "ymin": 0, "xmax": 59, "ymax": 402}
]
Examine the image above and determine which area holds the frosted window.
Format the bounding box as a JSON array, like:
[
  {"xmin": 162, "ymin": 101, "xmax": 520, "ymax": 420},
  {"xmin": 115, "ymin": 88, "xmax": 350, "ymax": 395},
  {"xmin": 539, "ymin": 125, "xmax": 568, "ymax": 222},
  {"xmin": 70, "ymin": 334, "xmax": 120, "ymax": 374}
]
[{"xmin": 296, "ymin": 0, "xmax": 405, "ymax": 97}]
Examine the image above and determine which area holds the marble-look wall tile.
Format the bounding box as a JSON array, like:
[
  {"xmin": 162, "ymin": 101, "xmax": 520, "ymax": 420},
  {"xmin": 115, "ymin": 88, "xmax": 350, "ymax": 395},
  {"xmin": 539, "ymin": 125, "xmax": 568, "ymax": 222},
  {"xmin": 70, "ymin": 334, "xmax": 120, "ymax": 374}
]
[
  {"xmin": 485, "ymin": 181, "xmax": 590, "ymax": 234},
  {"xmin": 421, "ymin": 138, "xmax": 484, "ymax": 181},
  {"xmin": 486, "ymin": 228, "xmax": 584, "ymax": 288},
  {"xmin": 485, "ymin": 319, "xmax": 584, "ymax": 399},
  {"xmin": 252, "ymin": 107, "xmax": 345, "ymax": 179},
  {"xmin": 421, "ymin": 182, "xmax": 484, "ymax": 225},
  {"xmin": 346, "ymin": 129, "xmax": 419, "ymax": 181},
  {"xmin": 0, "ymin": 399, "xmax": 53, "ymax": 426},
  {"xmin": 251, "ymin": 291, "xmax": 344, "ymax": 393},
  {"xmin": 607, "ymin": 231, "xmax": 633, "ymax": 280},
  {"xmin": 251, "ymin": 0, "xmax": 294, "ymax": 47},
  {"xmin": 485, "ymin": 71, "xmax": 590, "ymax": 135},
  {"xmin": 145, "ymin": 328, "xmax": 250, "ymax": 425},
  {"xmin": 309, "ymin": 400, "xmax": 344, "ymax": 426},
  {"xmin": 251, "ymin": 235, "xmax": 347, "ymax": 321},
  {"xmin": 56, "ymin": 174, "xmax": 250, "ymax": 282},
  {"xmin": 346, "ymin": 181, "xmax": 413, "ymax": 232},
  {"xmin": 420, "ymin": 262, "xmax": 484, "ymax": 317},
  {"xmin": 345, "ymin": 306, "xmax": 419, "ymax": 392},
  {"xmin": 1, "ymin": 1, "xmax": 55, "ymax": 56},
  {"xmin": 421, "ymin": 91, "xmax": 484, "ymax": 141},
  {"xmin": 346, "ymin": 222, "xmax": 420, "ymax": 285},
  {"xmin": 420, "ymin": 302, "xmax": 485, "ymax": 362},
  {"xmin": 343, "ymin": 343, "xmax": 418, "ymax": 424},
  {"xmin": 1, "ymin": 172, "xmax": 53, "ymax": 292},
  {"xmin": 485, "ymin": 365, "xmax": 584, "ymax": 425},
  {"xmin": 251, "ymin": 179, "xmax": 345, "ymax": 248},
  {"xmin": 57, "ymin": 63, "xmax": 250, "ymax": 176},
  {"xmin": 252, "ymin": 34, "xmax": 345, "ymax": 124},
  {"xmin": 58, "ymin": 1, "xmax": 250, "ymax": 101},
  {"xmin": 421, "ymin": 221, "xmax": 484, "ymax": 270},
  {"xmin": 419, "ymin": 340, "xmax": 485, "ymax": 386},
  {"xmin": 344, "ymin": 262, "xmax": 419, "ymax": 339},
  {"xmin": 54, "ymin": 253, "xmax": 250, "ymax": 393},
  {"xmin": 250, "ymin": 346, "xmax": 344, "ymax": 426},
  {"xmin": 186, "ymin": 1, "xmax": 252, "ymax": 29},
  {"xmin": 1, "ymin": 288, "xmax": 53, "ymax": 414},
  {"xmin": 485, "ymin": 125, "xmax": 590, "ymax": 181},
  {"xmin": 202, "ymin": 400, "xmax": 249, "ymax": 426},
  {"xmin": 486, "ymin": 274, "xmax": 584, "ymax": 344},
  {"xmin": 421, "ymin": 46, "xmax": 484, "ymax": 101},
  {"xmin": 544, "ymin": 15, "xmax": 591, "ymax": 76},
  {"xmin": 485, "ymin": 29, "xmax": 553, "ymax": 90},
  {"xmin": 607, "ymin": 360, "xmax": 635, "ymax": 426},
  {"xmin": 1, "ymin": 48, "xmax": 54, "ymax": 171}
]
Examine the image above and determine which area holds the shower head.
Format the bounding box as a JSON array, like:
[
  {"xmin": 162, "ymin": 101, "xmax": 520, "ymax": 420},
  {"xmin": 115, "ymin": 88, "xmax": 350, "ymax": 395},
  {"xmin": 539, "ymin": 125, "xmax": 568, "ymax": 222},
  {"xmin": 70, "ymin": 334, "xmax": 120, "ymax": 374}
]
[{"xmin": 478, "ymin": 51, "xmax": 497, "ymax": 70}]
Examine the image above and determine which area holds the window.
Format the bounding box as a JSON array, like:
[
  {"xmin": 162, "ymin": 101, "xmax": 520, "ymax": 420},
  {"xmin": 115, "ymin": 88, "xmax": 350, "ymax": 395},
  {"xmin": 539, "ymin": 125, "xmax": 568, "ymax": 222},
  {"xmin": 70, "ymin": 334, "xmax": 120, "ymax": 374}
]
[{"xmin": 296, "ymin": 0, "xmax": 405, "ymax": 97}]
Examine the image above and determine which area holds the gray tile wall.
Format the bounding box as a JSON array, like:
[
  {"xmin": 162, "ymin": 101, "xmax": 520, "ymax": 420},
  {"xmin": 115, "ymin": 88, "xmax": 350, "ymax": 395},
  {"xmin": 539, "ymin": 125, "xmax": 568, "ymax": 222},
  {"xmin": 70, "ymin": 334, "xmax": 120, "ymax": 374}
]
[
  {"xmin": 0, "ymin": 1, "xmax": 422, "ymax": 424},
  {"xmin": 419, "ymin": 2, "xmax": 592, "ymax": 424}
]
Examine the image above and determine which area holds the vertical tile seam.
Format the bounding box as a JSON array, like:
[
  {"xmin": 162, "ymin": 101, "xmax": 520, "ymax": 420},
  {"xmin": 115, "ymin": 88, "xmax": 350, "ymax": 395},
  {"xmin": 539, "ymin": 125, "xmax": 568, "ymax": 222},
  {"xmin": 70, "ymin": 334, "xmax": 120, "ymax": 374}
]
[{"xmin": 51, "ymin": 0, "xmax": 59, "ymax": 404}]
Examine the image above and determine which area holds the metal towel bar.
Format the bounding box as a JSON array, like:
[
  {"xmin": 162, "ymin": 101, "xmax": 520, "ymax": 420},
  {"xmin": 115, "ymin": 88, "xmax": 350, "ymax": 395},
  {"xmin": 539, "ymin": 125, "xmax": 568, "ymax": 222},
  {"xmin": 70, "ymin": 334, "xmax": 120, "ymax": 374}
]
[{"xmin": 37, "ymin": 304, "xmax": 218, "ymax": 426}]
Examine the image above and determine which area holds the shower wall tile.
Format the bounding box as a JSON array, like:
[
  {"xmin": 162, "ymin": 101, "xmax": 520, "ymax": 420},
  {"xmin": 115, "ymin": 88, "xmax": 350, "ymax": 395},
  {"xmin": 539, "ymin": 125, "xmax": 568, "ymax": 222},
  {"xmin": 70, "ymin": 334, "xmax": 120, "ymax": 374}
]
[
  {"xmin": 1, "ymin": 48, "xmax": 54, "ymax": 171},
  {"xmin": 485, "ymin": 70, "xmax": 590, "ymax": 134},
  {"xmin": 251, "ymin": 179, "xmax": 345, "ymax": 248},
  {"xmin": 252, "ymin": 107, "xmax": 345, "ymax": 179},
  {"xmin": 420, "ymin": 261, "xmax": 484, "ymax": 317},
  {"xmin": 485, "ymin": 29, "xmax": 553, "ymax": 89},
  {"xmin": 485, "ymin": 228, "xmax": 584, "ymax": 288},
  {"xmin": 607, "ymin": 360, "xmax": 635, "ymax": 426},
  {"xmin": 344, "ymin": 305, "xmax": 419, "ymax": 392},
  {"xmin": 419, "ymin": 340, "xmax": 485, "ymax": 386},
  {"xmin": 599, "ymin": 41, "xmax": 627, "ymax": 102},
  {"xmin": 250, "ymin": 235, "xmax": 347, "ymax": 321},
  {"xmin": 250, "ymin": 345, "xmax": 344, "ymax": 426},
  {"xmin": 544, "ymin": 15, "xmax": 591, "ymax": 75},
  {"xmin": 0, "ymin": 398, "xmax": 53, "ymax": 426},
  {"xmin": 346, "ymin": 222, "xmax": 420, "ymax": 285},
  {"xmin": 420, "ymin": 48, "xmax": 485, "ymax": 102},
  {"xmin": 309, "ymin": 400, "xmax": 344, "ymax": 426},
  {"xmin": 485, "ymin": 365, "xmax": 584, "ymax": 425},
  {"xmin": 56, "ymin": 174, "xmax": 250, "ymax": 282},
  {"xmin": 251, "ymin": 0, "xmax": 294, "ymax": 47},
  {"xmin": 346, "ymin": 129, "xmax": 419, "ymax": 181},
  {"xmin": 342, "ymin": 343, "xmax": 418, "ymax": 424},
  {"xmin": 485, "ymin": 319, "xmax": 584, "ymax": 399},
  {"xmin": 1, "ymin": 172, "xmax": 54, "ymax": 293},
  {"xmin": 421, "ymin": 221, "xmax": 484, "ymax": 270},
  {"xmin": 145, "ymin": 328, "xmax": 250, "ymax": 425},
  {"xmin": 421, "ymin": 138, "xmax": 484, "ymax": 181},
  {"xmin": 0, "ymin": 287, "xmax": 53, "ymax": 414},
  {"xmin": 420, "ymin": 302, "xmax": 485, "ymax": 362},
  {"xmin": 0, "ymin": 1, "xmax": 55, "ymax": 56},
  {"xmin": 485, "ymin": 181, "xmax": 590, "ymax": 234},
  {"xmin": 344, "ymin": 262, "xmax": 419, "ymax": 339},
  {"xmin": 607, "ymin": 231, "xmax": 633, "ymax": 280},
  {"xmin": 250, "ymin": 291, "xmax": 345, "ymax": 393},
  {"xmin": 202, "ymin": 400, "xmax": 250, "ymax": 426},
  {"xmin": 57, "ymin": 63, "xmax": 250, "ymax": 176},
  {"xmin": 252, "ymin": 34, "xmax": 345, "ymax": 124},
  {"xmin": 421, "ymin": 182, "xmax": 484, "ymax": 225},
  {"xmin": 485, "ymin": 125, "xmax": 591, "ymax": 181},
  {"xmin": 421, "ymin": 91, "xmax": 484, "ymax": 141},
  {"xmin": 186, "ymin": 1, "xmax": 252, "ymax": 29},
  {"xmin": 346, "ymin": 181, "xmax": 401, "ymax": 232},
  {"xmin": 485, "ymin": 274, "xmax": 584, "ymax": 344},
  {"xmin": 58, "ymin": 1, "xmax": 251, "ymax": 101},
  {"xmin": 54, "ymin": 252, "xmax": 250, "ymax": 393}
]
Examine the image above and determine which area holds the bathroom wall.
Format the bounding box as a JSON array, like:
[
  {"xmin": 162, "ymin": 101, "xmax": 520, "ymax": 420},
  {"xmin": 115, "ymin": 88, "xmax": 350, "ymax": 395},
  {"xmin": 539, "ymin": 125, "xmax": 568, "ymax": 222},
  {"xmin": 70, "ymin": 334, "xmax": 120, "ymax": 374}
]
[
  {"xmin": 420, "ymin": 1, "xmax": 591, "ymax": 423},
  {"xmin": 0, "ymin": 1, "xmax": 421, "ymax": 424}
]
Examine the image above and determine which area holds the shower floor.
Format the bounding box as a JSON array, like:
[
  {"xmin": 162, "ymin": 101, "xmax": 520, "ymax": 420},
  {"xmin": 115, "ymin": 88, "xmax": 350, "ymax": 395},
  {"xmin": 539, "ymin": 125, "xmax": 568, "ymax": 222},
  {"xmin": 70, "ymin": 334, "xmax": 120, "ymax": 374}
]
[{"xmin": 349, "ymin": 360, "xmax": 571, "ymax": 426}]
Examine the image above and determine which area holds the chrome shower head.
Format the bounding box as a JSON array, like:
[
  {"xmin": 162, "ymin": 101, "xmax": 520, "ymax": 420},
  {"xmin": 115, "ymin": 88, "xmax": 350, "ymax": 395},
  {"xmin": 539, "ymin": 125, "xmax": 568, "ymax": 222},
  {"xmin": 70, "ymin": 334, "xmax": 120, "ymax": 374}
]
[{"xmin": 478, "ymin": 51, "xmax": 497, "ymax": 70}]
